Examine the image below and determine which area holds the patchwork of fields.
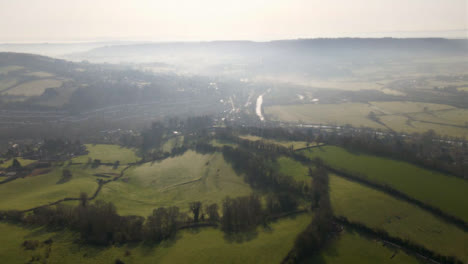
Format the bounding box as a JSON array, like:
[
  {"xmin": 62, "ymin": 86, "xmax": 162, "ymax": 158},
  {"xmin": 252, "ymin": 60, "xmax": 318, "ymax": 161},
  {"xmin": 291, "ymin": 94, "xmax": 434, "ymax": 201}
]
[
  {"xmin": 0, "ymin": 139, "xmax": 467, "ymax": 263},
  {"xmin": 0, "ymin": 213, "xmax": 312, "ymax": 264},
  {"xmin": 97, "ymin": 151, "xmax": 252, "ymax": 216},
  {"xmin": 301, "ymin": 145, "xmax": 468, "ymax": 222},
  {"xmin": 307, "ymin": 229, "xmax": 421, "ymax": 264},
  {"xmin": 329, "ymin": 175, "xmax": 468, "ymax": 262},
  {"xmin": 265, "ymin": 101, "xmax": 468, "ymax": 138}
]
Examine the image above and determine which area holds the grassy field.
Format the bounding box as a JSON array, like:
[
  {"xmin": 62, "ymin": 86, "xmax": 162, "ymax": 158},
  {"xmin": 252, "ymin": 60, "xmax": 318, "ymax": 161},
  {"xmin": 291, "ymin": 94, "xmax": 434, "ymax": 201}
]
[
  {"xmin": 0, "ymin": 164, "xmax": 121, "ymax": 211},
  {"xmin": 301, "ymin": 146, "xmax": 468, "ymax": 223},
  {"xmin": 329, "ymin": 175, "xmax": 468, "ymax": 262},
  {"xmin": 264, "ymin": 101, "xmax": 468, "ymax": 138},
  {"xmin": 308, "ymin": 228, "xmax": 421, "ymax": 264},
  {"xmin": 408, "ymin": 108, "xmax": 468, "ymax": 127},
  {"xmin": 0, "ymin": 213, "xmax": 312, "ymax": 264},
  {"xmin": 0, "ymin": 78, "xmax": 18, "ymax": 92},
  {"xmin": 369, "ymin": 101, "xmax": 454, "ymax": 114},
  {"xmin": 239, "ymin": 135, "xmax": 313, "ymax": 149},
  {"xmin": 161, "ymin": 136, "xmax": 184, "ymax": 152},
  {"xmin": 379, "ymin": 115, "xmax": 468, "ymax": 138},
  {"xmin": 209, "ymin": 139, "xmax": 238, "ymax": 148},
  {"xmin": 0, "ymin": 65, "xmax": 23, "ymax": 74},
  {"xmin": 264, "ymin": 103, "xmax": 386, "ymax": 129},
  {"xmin": 0, "ymin": 157, "xmax": 37, "ymax": 168},
  {"xmin": 72, "ymin": 144, "xmax": 140, "ymax": 164},
  {"xmin": 98, "ymin": 151, "xmax": 252, "ymax": 216},
  {"xmin": 25, "ymin": 71, "xmax": 55, "ymax": 77},
  {"xmin": 276, "ymin": 156, "xmax": 311, "ymax": 184},
  {"xmin": 3, "ymin": 79, "xmax": 63, "ymax": 96}
]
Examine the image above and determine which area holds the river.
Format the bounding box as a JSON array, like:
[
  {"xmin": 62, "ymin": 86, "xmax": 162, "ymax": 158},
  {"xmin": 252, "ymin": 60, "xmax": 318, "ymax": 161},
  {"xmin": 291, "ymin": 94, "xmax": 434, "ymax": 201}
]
[{"xmin": 256, "ymin": 94, "xmax": 264, "ymax": 121}]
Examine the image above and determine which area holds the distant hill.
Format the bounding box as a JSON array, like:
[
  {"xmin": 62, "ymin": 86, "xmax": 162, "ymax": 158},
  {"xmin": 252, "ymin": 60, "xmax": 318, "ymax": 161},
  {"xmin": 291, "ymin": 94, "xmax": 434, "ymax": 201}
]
[{"xmin": 67, "ymin": 38, "xmax": 468, "ymax": 77}]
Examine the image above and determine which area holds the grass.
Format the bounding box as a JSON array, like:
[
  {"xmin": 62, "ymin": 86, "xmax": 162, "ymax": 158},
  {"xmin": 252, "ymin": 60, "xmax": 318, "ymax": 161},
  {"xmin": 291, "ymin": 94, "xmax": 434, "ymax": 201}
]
[
  {"xmin": 161, "ymin": 136, "xmax": 184, "ymax": 152},
  {"xmin": 0, "ymin": 78, "xmax": 18, "ymax": 92},
  {"xmin": 369, "ymin": 101, "xmax": 454, "ymax": 114},
  {"xmin": 97, "ymin": 151, "xmax": 253, "ymax": 216},
  {"xmin": 301, "ymin": 146, "xmax": 468, "ymax": 223},
  {"xmin": 209, "ymin": 139, "xmax": 238, "ymax": 148},
  {"xmin": 276, "ymin": 156, "xmax": 311, "ymax": 184},
  {"xmin": 264, "ymin": 101, "xmax": 468, "ymax": 138},
  {"xmin": 3, "ymin": 79, "xmax": 63, "ymax": 96},
  {"xmin": 0, "ymin": 157, "xmax": 37, "ymax": 168},
  {"xmin": 72, "ymin": 144, "xmax": 140, "ymax": 164},
  {"xmin": 264, "ymin": 103, "xmax": 386, "ymax": 129},
  {"xmin": 329, "ymin": 175, "xmax": 468, "ymax": 262},
  {"xmin": 0, "ymin": 164, "xmax": 119, "ymax": 211},
  {"xmin": 409, "ymin": 108, "xmax": 468, "ymax": 127},
  {"xmin": 0, "ymin": 65, "xmax": 23, "ymax": 74},
  {"xmin": 25, "ymin": 71, "xmax": 54, "ymax": 77},
  {"xmin": 238, "ymin": 135, "xmax": 313, "ymax": 149},
  {"xmin": 0, "ymin": 213, "xmax": 312, "ymax": 264},
  {"xmin": 307, "ymin": 228, "xmax": 421, "ymax": 264}
]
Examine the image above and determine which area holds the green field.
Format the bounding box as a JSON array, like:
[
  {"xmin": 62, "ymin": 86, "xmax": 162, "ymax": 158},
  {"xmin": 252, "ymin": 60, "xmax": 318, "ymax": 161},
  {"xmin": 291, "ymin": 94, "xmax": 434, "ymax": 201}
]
[
  {"xmin": 276, "ymin": 156, "xmax": 311, "ymax": 184},
  {"xmin": 408, "ymin": 108, "xmax": 468, "ymax": 127},
  {"xmin": 209, "ymin": 139, "xmax": 238, "ymax": 148},
  {"xmin": 264, "ymin": 101, "xmax": 468, "ymax": 138},
  {"xmin": 307, "ymin": 229, "xmax": 421, "ymax": 264},
  {"xmin": 329, "ymin": 175, "xmax": 468, "ymax": 262},
  {"xmin": 239, "ymin": 135, "xmax": 313, "ymax": 149},
  {"xmin": 0, "ymin": 164, "xmax": 122, "ymax": 211},
  {"xmin": 97, "ymin": 151, "xmax": 252, "ymax": 216},
  {"xmin": 3, "ymin": 79, "xmax": 63, "ymax": 96},
  {"xmin": 72, "ymin": 144, "xmax": 140, "ymax": 164},
  {"xmin": 0, "ymin": 157, "xmax": 37, "ymax": 168},
  {"xmin": 161, "ymin": 136, "xmax": 184, "ymax": 152},
  {"xmin": 0, "ymin": 65, "xmax": 23, "ymax": 74},
  {"xmin": 0, "ymin": 213, "xmax": 312, "ymax": 264},
  {"xmin": 0, "ymin": 78, "xmax": 18, "ymax": 92},
  {"xmin": 369, "ymin": 101, "xmax": 454, "ymax": 114},
  {"xmin": 265, "ymin": 103, "xmax": 386, "ymax": 129},
  {"xmin": 302, "ymin": 146, "xmax": 468, "ymax": 222}
]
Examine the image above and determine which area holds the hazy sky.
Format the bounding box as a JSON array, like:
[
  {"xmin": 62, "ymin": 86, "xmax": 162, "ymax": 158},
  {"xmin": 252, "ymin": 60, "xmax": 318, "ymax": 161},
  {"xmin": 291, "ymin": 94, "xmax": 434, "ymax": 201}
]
[{"xmin": 0, "ymin": 0, "xmax": 466, "ymax": 42}]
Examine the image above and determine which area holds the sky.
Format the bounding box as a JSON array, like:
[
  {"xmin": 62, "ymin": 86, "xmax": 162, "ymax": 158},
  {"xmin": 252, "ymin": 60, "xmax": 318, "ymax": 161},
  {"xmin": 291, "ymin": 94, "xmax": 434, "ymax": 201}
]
[{"xmin": 0, "ymin": 0, "xmax": 466, "ymax": 43}]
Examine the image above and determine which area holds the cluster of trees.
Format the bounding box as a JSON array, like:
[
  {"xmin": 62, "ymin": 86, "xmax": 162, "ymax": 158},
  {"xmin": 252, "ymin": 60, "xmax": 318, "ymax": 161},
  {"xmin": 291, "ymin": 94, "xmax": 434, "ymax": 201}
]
[
  {"xmin": 222, "ymin": 146, "xmax": 307, "ymax": 195},
  {"xmin": 3, "ymin": 139, "xmax": 87, "ymax": 161},
  {"xmin": 221, "ymin": 195, "xmax": 263, "ymax": 233},
  {"xmin": 221, "ymin": 126, "xmax": 468, "ymax": 179},
  {"xmin": 284, "ymin": 166, "xmax": 333, "ymax": 263}
]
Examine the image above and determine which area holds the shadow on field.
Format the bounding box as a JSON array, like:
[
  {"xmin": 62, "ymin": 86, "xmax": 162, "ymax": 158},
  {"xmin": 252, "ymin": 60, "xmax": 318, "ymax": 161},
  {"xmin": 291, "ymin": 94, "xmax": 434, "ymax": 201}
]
[{"xmin": 223, "ymin": 230, "xmax": 258, "ymax": 243}]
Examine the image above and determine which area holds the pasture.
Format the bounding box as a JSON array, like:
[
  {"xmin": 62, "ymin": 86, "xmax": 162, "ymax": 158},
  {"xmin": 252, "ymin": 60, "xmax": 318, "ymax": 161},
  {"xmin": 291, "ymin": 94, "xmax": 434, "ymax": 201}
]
[
  {"xmin": 97, "ymin": 151, "xmax": 252, "ymax": 216},
  {"xmin": 308, "ymin": 229, "xmax": 421, "ymax": 264},
  {"xmin": 264, "ymin": 101, "xmax": 468, "ymax": 138},
  {"xmin": 0, "ymin": 212, "xmax": 312, "ymax": 264},
  {"xmin": 301, "ymin": 146, "xmax": 468, "ymax": 223},
  {"xmin": 264, "ymin": 103, "xmax": 386, "ymax": 129},
  {"xmin": 276, "ymin": 156, "xmax": 311, "ymax": 184},
  {"xmin": 329, "ymin": 175, "xmax": 468, "ymax": 262},
  {"xmin": 238, "ymin": 134, "xmax": 312, "ymax": 149},
  {"xmin": 3, "ymin": 79, "xmax": 63, "ymax": 96},
  {"xmin": 72, "ymin": 144, "xmax": 139, "ymax": 164},
  {"xmin": 0, "ymin": 164, "xmax": 121, "ymax": 211},
  {"xmin": 0, "ymin": 157, "xmax": 37, "ymax": 168}
]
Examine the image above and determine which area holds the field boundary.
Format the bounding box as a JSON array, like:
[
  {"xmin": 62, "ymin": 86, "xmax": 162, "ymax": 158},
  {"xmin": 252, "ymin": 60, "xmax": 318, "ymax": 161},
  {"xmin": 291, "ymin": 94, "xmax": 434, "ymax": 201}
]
[
  {"xmin": 19, "ymin": 164, "xmax": 135, "ymax": 213},
  {"xmin": 290, "ymin": 153, "xmax": 468, "ymax": 231},
  {"xmin": 335, "ymin": 216, "xmax": 463, "ymax": 264},
  {"xmin": 324, "ymin": 165, "xmax": 468, "ymax": 231}
]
